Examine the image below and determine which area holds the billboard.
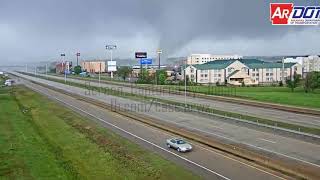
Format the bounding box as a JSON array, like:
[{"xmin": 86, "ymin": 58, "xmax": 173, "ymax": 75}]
[
  {"xmin": 107, "ymin": 61, "xmax": 117, "ymax": 72},
  {"xmin": 140, "ymin": 58, "xmax": 152, "ymax": 65},
  {"xmin": 135, "ymin": 52, "xmax": 147, "ymax": 58}
]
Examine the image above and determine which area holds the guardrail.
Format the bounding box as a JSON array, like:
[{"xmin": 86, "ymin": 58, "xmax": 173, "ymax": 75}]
[{"xmin": 14, "ymin": 73, "xmax": 320, "ymax": 180}]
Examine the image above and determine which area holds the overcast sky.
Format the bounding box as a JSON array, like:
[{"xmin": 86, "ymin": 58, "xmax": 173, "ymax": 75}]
[{"xmin": 0, "ymin": 0, "xmax": 319, "ymax": 65}]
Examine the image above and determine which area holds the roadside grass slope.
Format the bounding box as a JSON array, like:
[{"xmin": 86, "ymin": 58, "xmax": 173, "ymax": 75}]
[{"xmin": 0, "ymin": 85, "xmax": 200, "ymax": 180}]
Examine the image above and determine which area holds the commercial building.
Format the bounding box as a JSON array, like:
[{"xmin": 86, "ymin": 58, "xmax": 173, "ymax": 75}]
[
  {"xmin": 56, "ymin": 61, "xmax": 72, "ymax": 74},
  {"xmin": 184, "ymin": 59, "xmax": 302, "ymax": 85},
  {"xmin": 81, "ymin": 61, "xmax": 106, "ymax": 73},
  {"xmin": 284, "ymin": 55, "xmax": 320, "ymax": 76},
  {"xmin": 187, "ymin": 54, "xmax": 243, "ymax": 65},
  {"xmin": 131, "ymin": 65, "xmax": 167, "ymax": 77}
]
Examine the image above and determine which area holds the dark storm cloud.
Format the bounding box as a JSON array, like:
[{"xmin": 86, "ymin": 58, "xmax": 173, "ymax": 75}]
[{"xmin": 0, "ymin": 0, "xmax": 319, "ymax": 65}]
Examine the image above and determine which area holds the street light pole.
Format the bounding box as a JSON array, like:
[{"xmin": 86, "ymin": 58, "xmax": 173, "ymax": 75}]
[
  {"xmin": 184, "ymin": 60, "xmax": 187, "ymax": 107},
  {"xmin": 76, "ymin": 52, "xmax": 80, "ymax": 66},
  {"xmin": 106, "ymin": 45, "xmax": 117, "ymax": 79},
  {"xmin": 61, "ymin": 53, "xmax": 66, "ymax": 83},
  {"xmin": 157, "ymin": 49, "xmax": 162, "ymax": 70},
  {"xmin": 282, "ymin": 57, "xmax": 285, "ymax": 85},
  {"xmin": 99, "ymin": 62, "xmax": 101, "ymax": 87}
]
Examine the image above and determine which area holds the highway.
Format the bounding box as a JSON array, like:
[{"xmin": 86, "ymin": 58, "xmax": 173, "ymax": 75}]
[
  {"xmin": 16, "ymin": 77, "xmax": 289, "ymax": 180},
  {"xmin": 33, "ymin": 73, "xmax": 320, "ymax": 128},
  {"xmin": 12, "ymin": 72, "xmax": 320, "ymax": 172}
]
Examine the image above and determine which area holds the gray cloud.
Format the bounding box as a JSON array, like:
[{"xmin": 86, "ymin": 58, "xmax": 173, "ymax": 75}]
[{"xmin": 0, "ymin": 0, "xmax": 319, "ymax": 65}]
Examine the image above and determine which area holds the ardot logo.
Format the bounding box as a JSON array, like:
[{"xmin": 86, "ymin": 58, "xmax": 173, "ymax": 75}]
[{"xmin": 270, "ymin": 3, "xmax": 320, "ymax": 25}]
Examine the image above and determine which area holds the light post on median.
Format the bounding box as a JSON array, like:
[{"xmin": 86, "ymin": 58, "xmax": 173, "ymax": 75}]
[{"xmin": 106, "ymin": 45, "xmax": 117, "ymax": 79}]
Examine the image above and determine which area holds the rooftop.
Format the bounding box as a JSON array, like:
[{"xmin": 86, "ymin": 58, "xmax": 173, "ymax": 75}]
[{"xmin": 189, "ymin": 59, "xmax": 297, "ymax": 70}]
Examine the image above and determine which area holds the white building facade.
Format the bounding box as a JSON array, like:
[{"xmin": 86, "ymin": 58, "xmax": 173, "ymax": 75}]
[
  {"xmin": 187, "ymin": 54, "xmax": 243, "ymax": 65},
  {"xmin": 284, "ymin": 55, "xmax": 320, "ymax": 76},
  {"xmin": 184, "ymin": 59, "xmax": 302, "ymax": 85}
]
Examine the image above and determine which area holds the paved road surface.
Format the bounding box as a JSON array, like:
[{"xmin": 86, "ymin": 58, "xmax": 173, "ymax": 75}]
[
  {"xmin": 34, "ymin": 73, "xmax": 320, "ymax": 128},
  {"xmin": 12, "ymin": 72, "xmax": 320, "ymax": 169},
  {"xmin": 19, "ymin": 78, "xmax": 288, "ymax": 180}
]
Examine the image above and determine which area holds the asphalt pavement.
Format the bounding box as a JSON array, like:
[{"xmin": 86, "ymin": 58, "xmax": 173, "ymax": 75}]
[
  {"xmin": 12, "ymin": 72, "xmax": 320, "ymax": 170},
  {"xmin": 19, "ymin": 78, "xmax": 288, "ymax": 180},
  {"xmin": 35, "ymin": 73, "xmax": 320, "ymax": 129}
]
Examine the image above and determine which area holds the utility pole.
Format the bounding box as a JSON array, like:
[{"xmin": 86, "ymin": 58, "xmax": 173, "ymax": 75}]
[
  {"xmin": 282, "ymin": 57, "xmax": 285, "ymax": 85},
  {"xmin": 106, "ymin": 45, "xmax": 117, "ymax": 79}
]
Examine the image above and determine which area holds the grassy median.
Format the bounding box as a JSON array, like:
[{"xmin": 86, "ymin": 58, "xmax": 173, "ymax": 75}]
[
  {"xmin": 46, "ymin": 73, "xmax": 320, "ymax": 109},
  {"xmin": 0, "ymin": 85, "xmax": 200, "ymax": 179}
]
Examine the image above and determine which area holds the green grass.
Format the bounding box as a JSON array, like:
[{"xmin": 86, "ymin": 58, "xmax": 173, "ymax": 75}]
[
  {"xmin": 156, "ymin": 85, "xmax": 320, "ymax": 109},
  {"xmin": 0, "ymin": 85, "xmax": 200, "ymax": 179},
  {"xmin": 19, "ymin": 72, "xmax": 320, "ymax": 135},
  {"xmin": 46, "ymin": 72, "xmax": 320, "ymax": 109}
]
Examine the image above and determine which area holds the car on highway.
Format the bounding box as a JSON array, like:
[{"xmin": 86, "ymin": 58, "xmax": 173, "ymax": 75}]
[
  {"xmin": 4, "ymin": 79, "xmax": 14, "ymax": 86},
  {"xmin": 166, "ymin": 138, "xmax": 192, "ymax": 152}
]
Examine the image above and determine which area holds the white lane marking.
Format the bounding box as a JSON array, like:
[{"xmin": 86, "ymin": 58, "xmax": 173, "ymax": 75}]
[
  {"xmin": 150, "ymin": 115, "xmax": 320, "ymax": 168},
  {"xmin": 115, "ymin": 114, "xmax": 286, "ymax": 180},
  {"xmin": 207, "ymin": 124, "xmax": 224, "ymax": 130},
  {"xmin": 28, "ymin": 86, "xmax": 231, "ymax": 180},
  {"xmin": 20, "ymin": 74, "xmax": 320, "ymax": 168},
  {"xmin": 259, "ymin": 138, "xmax": 277, "ymax": 144}
]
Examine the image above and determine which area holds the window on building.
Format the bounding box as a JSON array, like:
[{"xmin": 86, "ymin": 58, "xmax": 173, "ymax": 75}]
[{"xmin": 190, "ymin": 68, "xmax": 194, "ymax": 73}]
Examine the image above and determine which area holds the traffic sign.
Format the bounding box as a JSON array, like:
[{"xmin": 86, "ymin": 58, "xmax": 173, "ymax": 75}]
[
  {"xmin": 140, "ymin": 58, "xmax": 152, "ymax": 65},
  {"xmin": 135, "ymin": 52, "xmax": 147, "ymax": 58}
]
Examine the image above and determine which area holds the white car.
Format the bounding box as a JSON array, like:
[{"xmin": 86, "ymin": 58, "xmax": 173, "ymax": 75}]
[
  {"xmin": 166, "ymin": 138, "xmax": 192, "ymax": 152},
  {"xmin": 4, "ymin": 79, "xmax": 13, "ymax": 86}
]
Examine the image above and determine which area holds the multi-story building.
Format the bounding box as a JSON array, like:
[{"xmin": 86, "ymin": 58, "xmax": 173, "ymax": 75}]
[
  {"xmin": 56, "ymin": 61, "xmax": 72, "ymax": 74},
  {"xmin": 81, "ymin": 60, "xmax": 106, "ymax": 73},
  {"xmin": 184, "ymin": 59, "xmax": 302, "ymax": 85},
  {"xmin": 284, "ymin": 55, "xmax": 320, "ymax": 76},
  {"xmin": 187, "ymin": 54, "xmax": 243, "ymax": 65}
]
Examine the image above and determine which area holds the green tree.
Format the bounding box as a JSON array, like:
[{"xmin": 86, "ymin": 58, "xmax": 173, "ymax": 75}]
[
  {"xmin": 286, "ymin": 73, "xmax": 301, "ymax": 92},
  {"xmin": 304, "ymin": 72, "xmax": 320, "ymax": 92},
  {"xmin": 137, "ymin": 69, "xmax": 152, "ymax": 84},
  {"xmin": 279, "ymin": 81, "xmax": 283, "ymax": 87},
  {"xmin": 117, "ymin": 66, "xmax": 132, "ymax": 81},
  {"xmin": 74, "ymin": 65, "xmax": 82, "ymax": 74},
  {"xmin": 156, "ymin": 70, "xmax": 167, "ymax": 85}
]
